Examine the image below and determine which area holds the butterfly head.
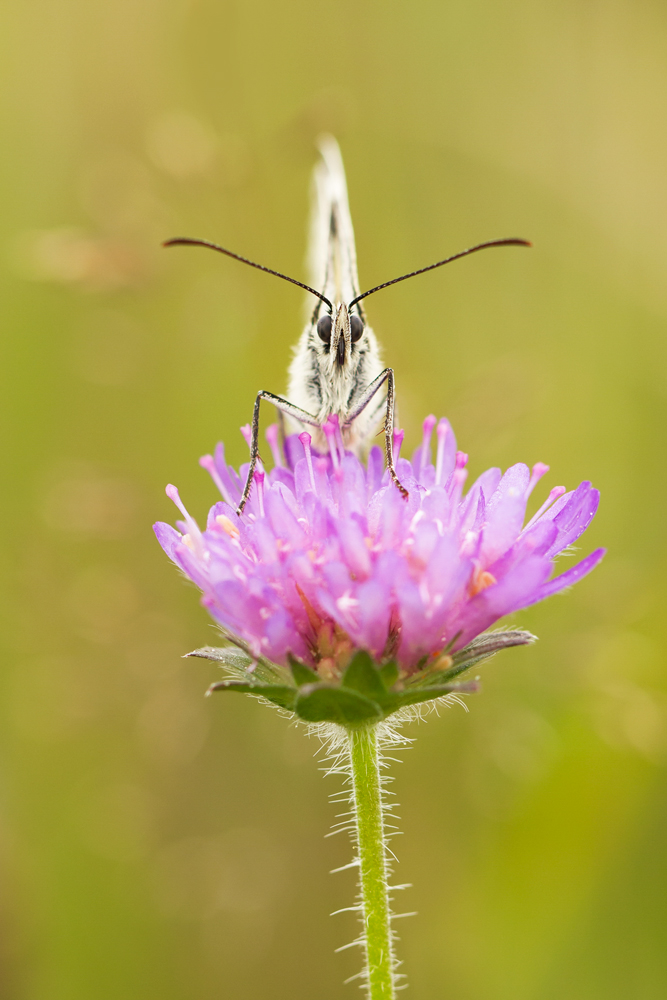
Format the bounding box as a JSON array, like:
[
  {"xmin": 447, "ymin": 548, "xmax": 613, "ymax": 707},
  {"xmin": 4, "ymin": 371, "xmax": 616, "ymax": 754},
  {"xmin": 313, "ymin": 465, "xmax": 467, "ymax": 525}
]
[{"xmin": 315, "ymin": 302, "xmax": 365, "ymax": 370}]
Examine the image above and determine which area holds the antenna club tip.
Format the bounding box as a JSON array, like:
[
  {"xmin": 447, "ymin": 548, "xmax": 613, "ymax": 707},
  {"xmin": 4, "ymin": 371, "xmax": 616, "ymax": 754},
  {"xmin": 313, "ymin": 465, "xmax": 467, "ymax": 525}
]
[{"xmin": 163, "ymin": 237, "xmax": 200, "ymax": 248}]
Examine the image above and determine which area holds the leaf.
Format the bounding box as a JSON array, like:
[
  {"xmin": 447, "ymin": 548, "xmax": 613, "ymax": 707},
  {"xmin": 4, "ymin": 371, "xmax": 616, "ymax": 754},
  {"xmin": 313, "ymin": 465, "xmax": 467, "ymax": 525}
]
[
  {"xmin": 342, "ymin": 650, "xmax": 387, "ymax": 700},
  {"xmin": 288, "ymin": 653, "xmax": 320, "ymax": 686},
  {"xmin": 294, "ymin": 684, "xmax": 383, "ymax": 725},
  {"xmin": 380, "ymin": 680, "xmax": 480, "ymax": 714},
  {"xmin": 186, "ymin": 646, "xmax": 254, "ymax": 670},
  {"xmin": 207, "ymin": 681, "xmax": 297, "ymax": 711},
  {"xmin": 379, "ymin": 661, "xmax": 400, "ymax": 688}
]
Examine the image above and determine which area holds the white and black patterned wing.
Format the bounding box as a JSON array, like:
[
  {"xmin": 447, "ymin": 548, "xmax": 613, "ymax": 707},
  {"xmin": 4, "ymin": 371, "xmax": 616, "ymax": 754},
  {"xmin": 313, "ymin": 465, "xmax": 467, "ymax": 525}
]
[
  {"xmin": 308, "ymin": 135, "xmax": 361, "ymax": 307},
  {"xmin": 287, "ymin": 138, "xmax": 384, "ymax": 443}
]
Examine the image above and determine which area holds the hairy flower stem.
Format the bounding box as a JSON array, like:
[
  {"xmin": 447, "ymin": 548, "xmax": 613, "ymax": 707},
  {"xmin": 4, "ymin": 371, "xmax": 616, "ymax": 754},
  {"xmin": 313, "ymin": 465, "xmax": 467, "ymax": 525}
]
[{"xmin": 349, "ymin": 725, "xmax": 396, "ymax": 1000}]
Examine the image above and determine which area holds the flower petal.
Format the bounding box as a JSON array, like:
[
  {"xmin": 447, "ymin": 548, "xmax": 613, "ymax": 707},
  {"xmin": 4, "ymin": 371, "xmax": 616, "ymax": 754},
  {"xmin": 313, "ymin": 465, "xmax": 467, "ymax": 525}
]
[
  {"xmin": 480, "ymin": 464, "xmax": 531, "ymax": 564},
  {"xmin": 542, "ymin": 482, "xmax": 600, "ymax": 557},
  {"xmin": 158, "ymin": 416, "xmax": 602, "ymax": 674},
  {"xmin": 525, "ymin": 547, "xmax": 606, "ymax": 604}
]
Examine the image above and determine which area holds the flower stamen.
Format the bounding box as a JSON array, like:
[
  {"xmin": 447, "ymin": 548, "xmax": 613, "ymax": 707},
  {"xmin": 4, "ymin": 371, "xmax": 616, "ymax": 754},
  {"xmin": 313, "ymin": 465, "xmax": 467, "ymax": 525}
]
[
  {"xmin": 299, "ymin": 431, "xmax": 318, "ymax": 494},
  {"xmin": 215, "ymin": 514, "xmax": 240, "ymax": 539},
  {"xmin": 165, "ymin": 483, "xmax": 203, "ymax": 553},
  {"xmin": 199, "ymin": 454, "xmax": 235, "ymax": 507},
  {"xmin": 448, "ymin": 456, "xmax": 468, "ymax": 524},
  {"xmin": 156, "ymin": 414, "xmax": 603, "ymax": 674},
  {"xmin": 435, "ymin": 418, "xmax": 449, "ymax": 486},
  {"xmin": 393, "ymin": 428, "xmax": 405, "ymax": 463},
  {"xmin": 323, "ymin": 418, "xmax": 340, "ymax": 471},
  {"xmin": 328, "ymin": 413, "xmax": 346, "ymax": 465},
  {"xmin": 469, "ymin": 564, "xmax": 497, "ymax": 596},
  {"xmin": 523, "ymin": 484, "xmax": 567, "ymax": 532},
  {"xmin": 417, "ymin": 414, "xmax": 437, "ymax": 480},
  {"xmin": 254, "ymin": 470, "xmax": 265, "ymax": 517},
  {"xmin": 526, "ymin": 461, "xmax": 550, "ymax": 498}
]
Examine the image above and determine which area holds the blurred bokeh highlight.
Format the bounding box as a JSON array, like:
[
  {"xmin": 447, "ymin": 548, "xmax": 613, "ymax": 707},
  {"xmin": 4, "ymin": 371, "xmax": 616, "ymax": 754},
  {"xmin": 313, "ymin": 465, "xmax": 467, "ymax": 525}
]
[{"xmin": 2, "ymin": 1, "xmax": 667, "ymax": 997}]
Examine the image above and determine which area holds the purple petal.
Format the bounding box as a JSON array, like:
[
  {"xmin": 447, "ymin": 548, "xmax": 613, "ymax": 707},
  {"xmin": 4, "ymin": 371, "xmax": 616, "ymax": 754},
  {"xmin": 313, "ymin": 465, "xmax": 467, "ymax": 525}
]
[
  {"xmin": 543, "ymin": 482, "xmax": 600, "ymax": 557},
  {"xmin": 489, "ymin": 519, "xmax": 559, "ymax": 577},
  {"xmin": 480, "ymin": 464, "xmax": 531, "ymax": 564},
  {"xmin": 375, "ymin": 482, "xmax": 406, "ymax": 550},
  {"xmin": 213, "ymin": 442, "xmax": 242, "ymax": 503},
  {"xmin": 336, "ymin": 455, "xmax": 367, "ymax": 517},
  {"xmin": 449, "ymin": 555, "xmax": 553, "ymax": 649},
  {"xmin": 469, "ymin": 467, "xmax": 502, "ymax": 501},
  {"xmin": 264, "ymin": 488, "xmax": 307, "ymax": 549},
  {"xmin": 353, "ymin": 579, "xmax": 392, "ymax": 659},
  {"xmin": 153, "ymin": 521, "xmax": 182, "ymax": 560},
  {"xmin": 337, "ymin": 517, "xmax": 372, "ymax": 580},
  {"xmin": 272, "ymin": 480, "xmax": 300, "ymax": 518},
  {"xmin": 205, "ymin": 501, "xmax": 239, "ymax": 531},
  {"xmin": 367, "ymin": 446, "xmax": 384, "ymax": 496},
  {"xmin": 434, "ymin": 417, "xmax": 457, "ymax": 486},
  {"xmin": 283, "ymin": 434, "xmax": 307, "ymax": 471},
  {"xmin": 395, "ymin": 577, "xmax": 431, "ymax": 661},
  {"xmin": 525, "ymin": 548, "xmax": 606, "ymax": 605},
  {"xmin": 156, "ymin": 414, "xmax": 604, "ymax": 674},
  {"xmin": 269, "ymin": 466, "xmax": 296, "ymax": 493},
  {"xmin": 261, "ymin": 606, "xmax": 310, "ymax": 664}
]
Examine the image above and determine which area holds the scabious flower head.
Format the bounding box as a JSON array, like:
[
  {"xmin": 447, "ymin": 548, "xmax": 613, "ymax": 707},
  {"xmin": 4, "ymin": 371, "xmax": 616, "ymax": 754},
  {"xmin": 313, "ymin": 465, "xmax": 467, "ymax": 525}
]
[{"xmin": 155, "ymin": 414, "xmax": 604, "ymax": 688}]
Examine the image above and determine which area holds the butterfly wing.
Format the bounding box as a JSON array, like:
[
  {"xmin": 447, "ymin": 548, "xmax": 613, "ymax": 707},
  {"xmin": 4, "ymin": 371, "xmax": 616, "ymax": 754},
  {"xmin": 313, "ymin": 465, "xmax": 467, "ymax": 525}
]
[
  {"xmin": 287, "ymin": 138, "xmax": 385, "ymax": 446},
  {"xmin": 308, "ymin": 135, "xmax": 361, "ymax": 307}
]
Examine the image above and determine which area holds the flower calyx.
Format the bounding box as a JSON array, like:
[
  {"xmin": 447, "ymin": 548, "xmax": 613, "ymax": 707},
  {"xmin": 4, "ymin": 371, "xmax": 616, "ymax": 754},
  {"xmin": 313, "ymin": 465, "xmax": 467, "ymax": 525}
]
[{"xmin": 186, "ymin": 627, "xmax": 537, "ymax": 729}]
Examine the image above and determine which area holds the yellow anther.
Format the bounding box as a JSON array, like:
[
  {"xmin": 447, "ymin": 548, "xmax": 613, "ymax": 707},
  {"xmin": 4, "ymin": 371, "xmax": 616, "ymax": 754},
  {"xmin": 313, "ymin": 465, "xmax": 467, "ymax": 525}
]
[
  {"xmin": 216, "ymin": 514, "xmax": 240, "ymax": 539},
  {"xmin": 469, "ymin": 567, "xmax": 497, "ymax": 597}
]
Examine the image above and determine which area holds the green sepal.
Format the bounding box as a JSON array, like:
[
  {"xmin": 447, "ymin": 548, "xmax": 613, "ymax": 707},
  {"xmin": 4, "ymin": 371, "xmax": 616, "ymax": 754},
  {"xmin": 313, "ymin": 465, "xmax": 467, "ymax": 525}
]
[
  {"xmin": 414, "ymin": 629, "xmax": 537, "ymax": 687},
  {"xmin": 379, "ymin": 661, "xmax": 399, "ymax": 688},
  {"xmin": 197, "ymin": 642, "xmax": 495, "ymax": 726},
  {"xmin": 187, "ymin": 644, "xmax": 288, "ymax": 684},
  {"xmin": 207, "ymin": 680, "xmax": 297, "ymax": 711},
  {"xmin": 380, "ymin": 679, "xmax": 480, "ymax": 713},
  {"xmin": 415, "ymin": 660, "xmax": 478, "ymax": 687},
  {"xmin": 186, "ymin": 646, "xmax": 254, "ymax": 671},
  {"xmin": 287, "ymin": 653, "xmax": 320, "ymax": 686},
  {"xmin": 294, "ymin": 683, "xmax": 383, "ymax": 725},
  {"xmin": 451, "ymin": 628, "xmax": 535, "ymax": 668},
  {"xmin": 342, "ymin": 650, "xmax": 387, "ymax": 700}
]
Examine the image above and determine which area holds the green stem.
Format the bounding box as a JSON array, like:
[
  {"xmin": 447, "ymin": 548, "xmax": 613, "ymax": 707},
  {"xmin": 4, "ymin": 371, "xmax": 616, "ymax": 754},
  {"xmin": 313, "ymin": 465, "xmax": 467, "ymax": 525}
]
[{"xmin": 348, "ymin": 725, "xmax": 396, "ymax": 1000}]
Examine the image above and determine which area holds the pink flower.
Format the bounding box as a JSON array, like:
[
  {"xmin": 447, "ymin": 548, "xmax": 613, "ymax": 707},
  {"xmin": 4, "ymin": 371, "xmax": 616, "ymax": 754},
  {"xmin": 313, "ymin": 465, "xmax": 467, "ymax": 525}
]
[{"xmin": 155, "ymin": 414, "xmax": 604, "ymax": 684}]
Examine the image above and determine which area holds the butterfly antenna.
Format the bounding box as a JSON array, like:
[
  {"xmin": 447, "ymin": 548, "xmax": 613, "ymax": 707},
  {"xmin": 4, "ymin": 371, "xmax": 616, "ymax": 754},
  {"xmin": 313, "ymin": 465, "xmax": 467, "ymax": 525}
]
[
  {"xmin": 164, "ymin": 237, "xmax": 333, "ymax": 311},
  {"xmin": 348, "ymin": 238, "xmax": 531, "ymax": 308}
]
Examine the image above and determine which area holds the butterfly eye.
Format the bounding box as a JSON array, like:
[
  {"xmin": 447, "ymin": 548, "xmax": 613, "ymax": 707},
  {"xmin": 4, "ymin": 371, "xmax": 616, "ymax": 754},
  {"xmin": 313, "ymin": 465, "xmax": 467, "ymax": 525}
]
[
  {"xmin": 350, "ymin": 314, "xmax": 364, "ymax": 343},
  {"xmin": 316, "ymin": 314, "xmax": 332, "ymax": 344}
]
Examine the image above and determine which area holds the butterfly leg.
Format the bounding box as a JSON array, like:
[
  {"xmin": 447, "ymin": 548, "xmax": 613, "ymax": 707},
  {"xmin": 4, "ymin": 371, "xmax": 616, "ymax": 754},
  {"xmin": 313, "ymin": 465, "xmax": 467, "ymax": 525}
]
[
  {"xmin": 237, "ymin": 391, "xmax": 319, "ymax": 514},
  {"xmin": 344, "ymin": 368, "xmax": 408, "ymax": 498}
]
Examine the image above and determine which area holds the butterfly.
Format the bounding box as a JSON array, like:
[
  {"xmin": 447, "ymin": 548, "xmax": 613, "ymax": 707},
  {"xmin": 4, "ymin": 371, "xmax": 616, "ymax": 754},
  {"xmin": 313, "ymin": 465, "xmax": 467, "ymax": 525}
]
[{"xmin": 165, "ymin": 136, "xmax": 529, "ymax": 512}]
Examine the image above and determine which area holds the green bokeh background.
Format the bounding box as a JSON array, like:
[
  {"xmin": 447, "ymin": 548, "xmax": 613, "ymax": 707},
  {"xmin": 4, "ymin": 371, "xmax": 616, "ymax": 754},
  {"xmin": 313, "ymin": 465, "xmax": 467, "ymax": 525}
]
[{"xmin": 2, "ymin": 1, "xmax": 666, "ymax": 997}]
